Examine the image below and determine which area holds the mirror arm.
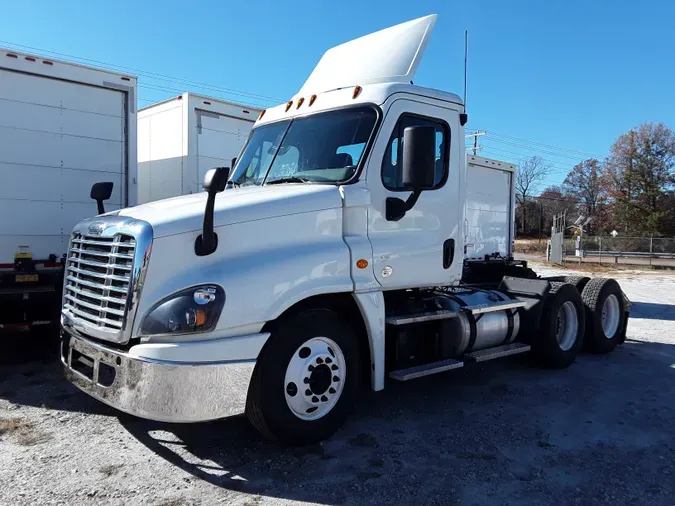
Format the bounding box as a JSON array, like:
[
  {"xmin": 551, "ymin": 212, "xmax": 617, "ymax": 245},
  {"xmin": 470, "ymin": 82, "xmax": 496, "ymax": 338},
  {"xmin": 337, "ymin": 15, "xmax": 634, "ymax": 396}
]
[
  {"xmin": 96, "ymin": 199, "xmax": 105, "ymax": 215},
  {"xmin": 195, "ymin": 189, "xmax": 218, "ymax": 256},
  {"xmin": 385, "ymin": 190, "xmax": 422, "ymax": 221}
]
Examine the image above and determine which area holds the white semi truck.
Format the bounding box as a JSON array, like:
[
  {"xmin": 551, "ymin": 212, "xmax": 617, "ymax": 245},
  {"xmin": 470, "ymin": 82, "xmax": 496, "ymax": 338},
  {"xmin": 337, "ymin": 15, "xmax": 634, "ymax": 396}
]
[{"xmin": 60, "ymin": 15, "xmax": 630, "ymax": 445}]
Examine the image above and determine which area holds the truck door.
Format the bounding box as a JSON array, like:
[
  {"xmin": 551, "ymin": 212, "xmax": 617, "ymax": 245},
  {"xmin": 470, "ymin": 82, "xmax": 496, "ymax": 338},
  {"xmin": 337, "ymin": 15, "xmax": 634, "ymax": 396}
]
[{"xmin": 365, "ymin": 98, "xmax": 463, "ymax": 289}]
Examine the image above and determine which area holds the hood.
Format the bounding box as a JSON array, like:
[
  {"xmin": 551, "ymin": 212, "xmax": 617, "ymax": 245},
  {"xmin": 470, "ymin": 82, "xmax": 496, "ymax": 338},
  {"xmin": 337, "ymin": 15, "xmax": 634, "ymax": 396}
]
[{"xmin": 119, "ymin": 184, "xmax": 343, "ymax": 238}]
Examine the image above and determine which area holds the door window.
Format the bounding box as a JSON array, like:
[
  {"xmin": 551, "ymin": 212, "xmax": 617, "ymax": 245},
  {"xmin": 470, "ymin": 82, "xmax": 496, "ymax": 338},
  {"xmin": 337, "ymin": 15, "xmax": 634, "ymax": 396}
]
[{"xmin": 381, "ymin": 115, "xmax": 449, "ymax": 191}]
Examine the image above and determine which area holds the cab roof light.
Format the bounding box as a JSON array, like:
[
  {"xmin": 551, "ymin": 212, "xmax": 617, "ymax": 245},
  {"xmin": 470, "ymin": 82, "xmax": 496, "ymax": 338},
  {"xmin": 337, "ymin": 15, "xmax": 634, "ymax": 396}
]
[
  {"xmin": 258, "ymin": 109, "xmax": 266, "ymax": 120},
  {"xmin": 309, "ymin": 94, "xmax": 317, "ymax": 106},
  {"xmin": 352, "ymin": 86, "xmax": 362, "ymax": 99},
  {"xmin": 296, "ymin": 97, "xmax": 304, "ymax": 109},
  {"xmin": 285, "ymin": 100, "xmax": 293, "ymax": 112}
]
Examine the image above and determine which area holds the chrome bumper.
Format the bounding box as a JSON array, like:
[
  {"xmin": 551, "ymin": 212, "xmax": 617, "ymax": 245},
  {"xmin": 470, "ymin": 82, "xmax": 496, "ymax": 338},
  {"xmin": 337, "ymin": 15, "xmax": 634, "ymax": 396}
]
[{"xmin": 61, "ymin": 332, "xmax": 256, "ymax": 423}]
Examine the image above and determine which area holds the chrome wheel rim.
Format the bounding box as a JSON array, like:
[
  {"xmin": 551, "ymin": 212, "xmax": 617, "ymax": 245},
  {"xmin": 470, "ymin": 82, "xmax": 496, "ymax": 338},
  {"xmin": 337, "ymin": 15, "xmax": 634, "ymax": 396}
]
[
  {"xmin": 284, "ymin": 337, "xmax": 345, "ymax": 421},
  {"xmin": 601, "ymin": 294, "xmax": 620, "ymax": 338},
  {"xmin": 556, "ymin": 301, "xmax": 579, "ymax": 351}
]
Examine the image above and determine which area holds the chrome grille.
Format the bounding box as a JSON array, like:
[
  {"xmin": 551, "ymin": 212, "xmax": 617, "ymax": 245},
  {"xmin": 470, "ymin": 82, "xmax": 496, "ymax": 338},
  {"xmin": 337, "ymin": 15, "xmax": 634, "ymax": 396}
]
[{"xmin": 63, "ymin": 233, "xmax": 136, "ymax": 334}]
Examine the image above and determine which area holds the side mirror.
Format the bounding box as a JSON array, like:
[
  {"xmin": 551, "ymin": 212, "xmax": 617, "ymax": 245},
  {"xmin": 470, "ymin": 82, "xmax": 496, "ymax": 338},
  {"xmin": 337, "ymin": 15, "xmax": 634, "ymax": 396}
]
[
  {"xmin": 401, "ymin": 125, "xmax": 436, "ymax": 190},
  {"xmin": 203, "ymin": 167, "xmax": 229, "ymax": 192},
  {"xmin": 90, "ymin": 182, "xmax": 113, "ymax": 215},
  {"xmin": 231, "ymin": 157, "xmax": 237, "ymax": 169},
  {"xmin": 196, "ymin": 167, "xmax": 230, "ymax": 256}
]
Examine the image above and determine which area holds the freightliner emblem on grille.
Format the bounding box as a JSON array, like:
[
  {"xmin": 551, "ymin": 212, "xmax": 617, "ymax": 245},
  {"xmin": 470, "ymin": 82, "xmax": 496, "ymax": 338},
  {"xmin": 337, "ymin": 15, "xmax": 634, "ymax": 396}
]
[{"xmin": 87, "ymin": 222, "xmax": 105, "ymax": 235}]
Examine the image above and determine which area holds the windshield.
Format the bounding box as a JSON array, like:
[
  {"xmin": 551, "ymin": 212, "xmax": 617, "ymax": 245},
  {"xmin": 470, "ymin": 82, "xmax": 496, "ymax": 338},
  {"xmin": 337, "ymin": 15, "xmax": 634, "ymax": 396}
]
[{"xmin": 230, "ymin": 106, "xmax": 377, "ymax": 186}]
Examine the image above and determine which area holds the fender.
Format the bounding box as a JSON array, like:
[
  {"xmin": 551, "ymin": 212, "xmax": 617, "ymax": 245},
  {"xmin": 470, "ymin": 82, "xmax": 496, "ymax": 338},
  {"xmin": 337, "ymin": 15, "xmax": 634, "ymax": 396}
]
[{"xmin": 353, "ymin": 290, "xmax": 386, "ymax": 391}]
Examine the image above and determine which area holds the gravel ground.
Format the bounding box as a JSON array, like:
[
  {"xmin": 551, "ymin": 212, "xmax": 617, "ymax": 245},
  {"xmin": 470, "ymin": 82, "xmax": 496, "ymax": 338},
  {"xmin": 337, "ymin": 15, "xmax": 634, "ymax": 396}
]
[{"xmin": 1, "ymin": 262, "xmax": 675, "ymax": 506}]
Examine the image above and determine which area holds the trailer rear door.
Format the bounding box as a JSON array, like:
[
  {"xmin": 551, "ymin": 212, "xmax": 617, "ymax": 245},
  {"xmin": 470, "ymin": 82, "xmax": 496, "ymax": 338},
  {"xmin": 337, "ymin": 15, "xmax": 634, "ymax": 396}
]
[
  {"xmin": 0, "ymin": 70, "xmax": 126, "ymax": 261},
  {"xmin": 195, "ymin": 110, "xmax": 254, "ymax": 189}
]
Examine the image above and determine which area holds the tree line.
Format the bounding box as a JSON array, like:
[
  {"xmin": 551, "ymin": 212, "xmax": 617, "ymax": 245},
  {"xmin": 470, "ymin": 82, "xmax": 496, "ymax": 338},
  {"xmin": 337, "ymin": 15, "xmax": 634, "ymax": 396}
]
[{"xmin": 515, "ymin": 122, "xmax": 675, "ymax": 237}]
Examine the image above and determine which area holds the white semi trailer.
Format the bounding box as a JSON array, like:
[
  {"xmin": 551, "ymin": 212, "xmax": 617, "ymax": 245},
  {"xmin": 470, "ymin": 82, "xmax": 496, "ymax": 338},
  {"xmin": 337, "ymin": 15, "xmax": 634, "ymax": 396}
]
[
  {"xmin": 137, "ymin": 94, "xmax": 261, "ymax": 203},
  {"xmin": 0, "ymin": 47, "xmax": 137, "ymax": 330},
  {"xmin": 60, "ymin": 15, "xmax": 630, "ymax": 444}
]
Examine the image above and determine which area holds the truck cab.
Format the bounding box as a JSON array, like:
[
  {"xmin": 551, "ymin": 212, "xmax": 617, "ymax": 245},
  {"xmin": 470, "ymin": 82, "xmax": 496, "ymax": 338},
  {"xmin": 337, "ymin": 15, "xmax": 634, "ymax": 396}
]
[{"xmin": 60, "ymin": 15, "xmax": 630, "ymax": 444}]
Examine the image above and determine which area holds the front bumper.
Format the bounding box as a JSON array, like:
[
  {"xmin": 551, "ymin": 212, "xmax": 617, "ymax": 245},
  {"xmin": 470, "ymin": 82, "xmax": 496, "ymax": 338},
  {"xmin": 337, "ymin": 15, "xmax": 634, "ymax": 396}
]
[{"xmin": 61, "ymin": 331, "xmax": 256, "ymax": 423}]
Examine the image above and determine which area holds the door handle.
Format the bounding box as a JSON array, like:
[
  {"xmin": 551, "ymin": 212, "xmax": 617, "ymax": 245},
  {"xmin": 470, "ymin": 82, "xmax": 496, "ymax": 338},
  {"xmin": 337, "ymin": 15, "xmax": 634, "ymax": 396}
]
[{"xmin": 443, "ymin": 238, "xmax": 455, "ymax": 269}]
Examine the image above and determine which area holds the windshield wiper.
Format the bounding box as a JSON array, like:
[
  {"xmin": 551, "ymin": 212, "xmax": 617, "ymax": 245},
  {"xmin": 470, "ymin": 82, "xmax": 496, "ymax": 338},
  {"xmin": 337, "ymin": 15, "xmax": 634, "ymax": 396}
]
[{"xmin": 266, "ymin": 177, "xmax": 312, "ymax": 185}]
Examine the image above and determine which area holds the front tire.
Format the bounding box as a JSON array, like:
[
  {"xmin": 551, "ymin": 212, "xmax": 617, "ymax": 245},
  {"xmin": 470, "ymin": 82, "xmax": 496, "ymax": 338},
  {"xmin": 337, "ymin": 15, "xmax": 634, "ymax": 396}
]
[
  {"xmin": 532, "ymin": 282, "xmax": 585, "ymax": 368},
  {"xmin": 246, "ymin": 309, "xmax": 360, "ymax": 445}
]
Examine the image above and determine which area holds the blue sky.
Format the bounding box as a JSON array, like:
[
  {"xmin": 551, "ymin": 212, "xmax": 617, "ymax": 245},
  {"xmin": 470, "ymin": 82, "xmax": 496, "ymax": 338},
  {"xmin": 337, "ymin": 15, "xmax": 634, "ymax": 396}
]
[{"xmin": 2, "ymin": 0, "xmax": 673, "ymax": 192}]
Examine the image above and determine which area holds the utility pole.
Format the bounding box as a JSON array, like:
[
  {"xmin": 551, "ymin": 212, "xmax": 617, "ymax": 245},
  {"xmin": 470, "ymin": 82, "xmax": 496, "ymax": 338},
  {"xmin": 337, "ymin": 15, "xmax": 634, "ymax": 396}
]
[{"xmin": 466, "ymin": 131, "xmax": 486, "ymax": 155}]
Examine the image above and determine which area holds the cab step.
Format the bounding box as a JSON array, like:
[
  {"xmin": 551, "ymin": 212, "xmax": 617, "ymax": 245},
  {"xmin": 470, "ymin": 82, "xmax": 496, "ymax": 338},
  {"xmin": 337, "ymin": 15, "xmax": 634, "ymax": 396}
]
[
  {"xmin": 461, "ymin": 299, "xmax": 527, "ymax": 315},
  {"xmin": 463, "ymin": 342, "xmax": 531, "ymax": 362},
  {"xmin": 389, "ymin": 358, "xmax": 464, "ymax": 381},
  {"xmin": 385, "ymin": 309, "xmax": 459, "ymax": 326}
]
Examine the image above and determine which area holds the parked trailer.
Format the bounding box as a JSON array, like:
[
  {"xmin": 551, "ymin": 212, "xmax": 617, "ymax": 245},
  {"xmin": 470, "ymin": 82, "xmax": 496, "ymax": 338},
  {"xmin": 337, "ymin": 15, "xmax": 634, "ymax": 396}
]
[
  {"xmin": 0, "ymin": 47, "xmax": 137, "ymax": 330},
  {"xmin": 61, "ymin": 15, "xmax": 631, "ymax": 445},
  {"xmin": 137, "ymin": 93, "xmax": 261, "ymax": 204}
]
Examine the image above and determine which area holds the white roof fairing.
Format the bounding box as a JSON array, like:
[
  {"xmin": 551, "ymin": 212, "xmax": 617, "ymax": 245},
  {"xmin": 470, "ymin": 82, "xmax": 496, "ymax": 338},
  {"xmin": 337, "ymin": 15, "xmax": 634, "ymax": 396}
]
[{"xmin": 296, "ymin": 15, "xmax": 437, "ymax": 97}]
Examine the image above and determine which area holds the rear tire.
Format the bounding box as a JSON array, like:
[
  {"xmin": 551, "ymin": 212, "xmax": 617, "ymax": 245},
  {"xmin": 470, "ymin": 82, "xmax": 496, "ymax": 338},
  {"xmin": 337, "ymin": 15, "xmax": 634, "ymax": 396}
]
[
  {"xmin": 581, "ymin": 278, "xmax": 625, "ymax": 354},
  {"xmin": 246, "ymin": 309, "xmax": 360, "ymax": 445},
  {"xmin": 532, "ymin": 282, "xmax": 585, "ymax": 368},
  {"xmin": 564, "ymin": 276, "xmax": 590, "ymax": 293}
]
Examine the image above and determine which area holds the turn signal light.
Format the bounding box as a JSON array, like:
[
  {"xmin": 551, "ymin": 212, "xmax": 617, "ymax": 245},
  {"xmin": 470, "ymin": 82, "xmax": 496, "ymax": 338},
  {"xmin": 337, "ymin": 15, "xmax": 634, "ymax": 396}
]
[{"xmin": 356, "ymin": 259, "xmax": 368, "ymax": 269}]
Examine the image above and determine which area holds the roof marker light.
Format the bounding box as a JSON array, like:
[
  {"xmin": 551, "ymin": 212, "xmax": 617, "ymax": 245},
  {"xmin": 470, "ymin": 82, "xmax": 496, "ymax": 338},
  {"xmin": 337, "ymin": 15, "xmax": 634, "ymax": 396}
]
[
  {"xmin": 285, "ymin": 101, "xmax": 293, "ymax": 112},
  {"xmin": 6, "ymin": 53, "xmax": 18, "ymax": 58},
  {"xmin": 42, "ymin": 60, "xmax": 53, "ymax": 65},
  {"xmin": 258, "ymin": 110, "xmax": 266, "ymax": 120},
  {"xmin": 309, "ymin": 95, "xmax": 317, "ymax": 106},
  {"xmin": 296, "ymin": 97, "xmax": 305, "ymax": 109},
  {"xmin": 25, "ymin": 57, "xmax": 35, "ymax": 62},
  {"xmin": 352, "ymin": 86, "xmax": 362, "ymax": 99},
  {"xmin": 242, "ymin": 110, "xmax": 250, "ymax": 114},
  {"xmin": 203, "ymin": 101, "xmax": 211, "ymax": 105},
  {"xmin": 121, "ymin": 77, "xmax": 131, "ymax": 81}
]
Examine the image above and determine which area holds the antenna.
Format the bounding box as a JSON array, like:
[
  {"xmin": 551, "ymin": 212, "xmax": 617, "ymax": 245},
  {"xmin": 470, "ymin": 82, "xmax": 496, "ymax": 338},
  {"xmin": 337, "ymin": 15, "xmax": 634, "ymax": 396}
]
[{"xmin": 463, "ymin": 30, "xmax": 468, "ymax": 111}]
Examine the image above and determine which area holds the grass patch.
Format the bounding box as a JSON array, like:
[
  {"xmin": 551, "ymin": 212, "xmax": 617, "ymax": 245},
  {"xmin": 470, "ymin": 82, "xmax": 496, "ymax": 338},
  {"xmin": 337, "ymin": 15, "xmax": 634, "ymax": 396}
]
[
  {"xmin": 0, "ymin": 417, "xmax": 52, "ymax": 446},
  {"xmin": 99, "ymin": 463, "xmax": 124, "ymax": 477},
  {"xmin": 514, "ymin": 239, "xmax": 548, "ymax": 254}
]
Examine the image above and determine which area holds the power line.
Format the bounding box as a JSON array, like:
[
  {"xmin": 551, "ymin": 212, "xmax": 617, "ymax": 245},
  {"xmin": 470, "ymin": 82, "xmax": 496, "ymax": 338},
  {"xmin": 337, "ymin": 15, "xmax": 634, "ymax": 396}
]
[
  {"xmin": 487, "ymin": 131, "xmax": 603, "ymax": 159},
  {"xmin": 0, "ymin": 39, "xmax": 283, "ymax": 105}
]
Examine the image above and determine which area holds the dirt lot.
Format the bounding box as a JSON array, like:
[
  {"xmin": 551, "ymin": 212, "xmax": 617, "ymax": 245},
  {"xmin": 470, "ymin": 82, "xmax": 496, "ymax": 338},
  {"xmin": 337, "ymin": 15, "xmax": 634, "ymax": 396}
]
[{"xmin": 2, "ymin": 263, "xmax": 675, "ymax": 505}]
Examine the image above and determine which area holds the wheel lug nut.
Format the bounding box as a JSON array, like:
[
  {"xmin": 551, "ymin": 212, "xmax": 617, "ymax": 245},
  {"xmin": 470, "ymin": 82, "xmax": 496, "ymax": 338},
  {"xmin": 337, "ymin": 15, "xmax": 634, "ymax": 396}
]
[
  {"xmin": 329, "ymin": 387, "xmax": 336, "ymax": 394},
  {"xmin": 311, "ymin": 396, "xmax": 319, "ymax": 403},
  {"xmin": 325, "ymin": 357, "xmax": 332, "ymax": 364},
  {"xmin": 303, "ymin": 377, "xmax": 310, "ymax": 384},
  {"xmin": 333, "ymin": 376, "xmax": 340, "ymax": 382},
  {"xmin": 308, "ymin": 365, "xmax": 314, "ymax": 372},
  {"xmin": 316, "ymin": 357, "xmax": 323, "ymax": 364},
  {"xmin": 305, "ymin": 389, "xmax": 312, "ymax": 396},
  {"xmin": 320, "ymin": 395, "xmax": 328, "ymax": 402},
  {"xmin": 331, "ymin": 364, "xmax": 338, "ymax": 371}
]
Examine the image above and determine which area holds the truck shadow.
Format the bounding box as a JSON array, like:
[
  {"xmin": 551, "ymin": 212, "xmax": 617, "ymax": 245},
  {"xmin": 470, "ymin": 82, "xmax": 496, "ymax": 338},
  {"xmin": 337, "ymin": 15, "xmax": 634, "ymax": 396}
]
[
  {"xmin": 0, "ymin": 332, "xmax": 118, "ymax": 417},
  {"xmin": 630, "ymin": 301, "xmax": 675, "ymax": 321},
  {"xmin": 120, "ymin": 340, "xmax": 675, "ymax": 505}
]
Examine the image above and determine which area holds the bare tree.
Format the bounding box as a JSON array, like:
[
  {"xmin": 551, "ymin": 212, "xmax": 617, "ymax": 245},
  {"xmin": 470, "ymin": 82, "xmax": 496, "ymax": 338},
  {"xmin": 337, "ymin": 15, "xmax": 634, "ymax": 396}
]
[
  {"xmin": 516, "ymin": 156, "xmax": 551, "ymax": 233},
  {"xmin": 562, "ymin": 159, "xmax": 607, "ymax": 234}
]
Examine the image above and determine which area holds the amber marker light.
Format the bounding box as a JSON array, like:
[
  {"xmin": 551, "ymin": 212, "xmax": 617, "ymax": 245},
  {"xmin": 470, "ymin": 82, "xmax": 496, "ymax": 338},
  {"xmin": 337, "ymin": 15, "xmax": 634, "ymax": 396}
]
[{"xmin": 356, "ymin": 259, "xmax": 369, "ymax": 269}]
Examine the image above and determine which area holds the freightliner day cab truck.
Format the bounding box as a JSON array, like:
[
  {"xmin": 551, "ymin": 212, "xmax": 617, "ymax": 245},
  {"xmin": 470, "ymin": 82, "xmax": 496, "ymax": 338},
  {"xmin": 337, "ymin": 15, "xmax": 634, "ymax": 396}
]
[{"xmin": 61, "ymin": 15, "xmax": 631, "ymax": 445}]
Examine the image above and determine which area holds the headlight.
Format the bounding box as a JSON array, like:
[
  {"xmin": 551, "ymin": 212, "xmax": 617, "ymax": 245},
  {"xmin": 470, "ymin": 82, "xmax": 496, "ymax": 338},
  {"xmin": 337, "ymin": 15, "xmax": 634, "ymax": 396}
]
[{"xmin": 140, "ymin": 285, "xmax": 225, "ymax": 336}]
